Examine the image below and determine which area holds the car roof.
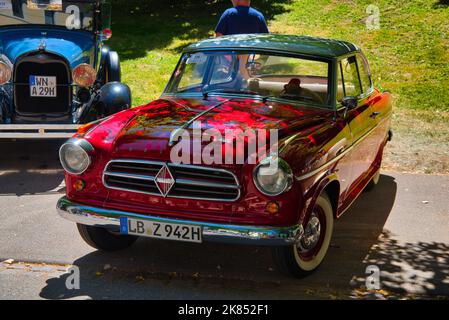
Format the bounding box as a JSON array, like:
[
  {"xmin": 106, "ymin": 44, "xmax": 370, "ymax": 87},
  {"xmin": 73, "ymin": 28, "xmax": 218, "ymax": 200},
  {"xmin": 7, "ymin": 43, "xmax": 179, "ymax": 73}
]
[{"xmin": 184, "ymin": 34, "xmax": 360, "ymax": 59}]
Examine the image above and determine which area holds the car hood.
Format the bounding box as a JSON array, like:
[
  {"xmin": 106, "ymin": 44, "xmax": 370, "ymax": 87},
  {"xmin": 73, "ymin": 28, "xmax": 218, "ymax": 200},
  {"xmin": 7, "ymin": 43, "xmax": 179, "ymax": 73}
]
[
  {"xmin": 89, "ymin": 96, "xmax": 332, "ymax": 163},
  {"xmin": 0, "ymin": 26, "xmax": 94, "ymax": 68}
]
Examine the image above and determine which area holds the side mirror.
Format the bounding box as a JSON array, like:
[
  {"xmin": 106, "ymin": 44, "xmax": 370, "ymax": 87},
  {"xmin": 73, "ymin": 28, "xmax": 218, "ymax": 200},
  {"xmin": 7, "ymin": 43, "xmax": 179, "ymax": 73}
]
[{"xmin": 341, "ymin": 96, "xmax": 358, "ymax": 110}]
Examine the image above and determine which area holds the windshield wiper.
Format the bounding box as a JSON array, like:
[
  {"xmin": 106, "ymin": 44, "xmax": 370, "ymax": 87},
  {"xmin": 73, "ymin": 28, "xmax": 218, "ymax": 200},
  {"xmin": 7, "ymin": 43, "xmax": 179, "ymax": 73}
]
[
  {"xmin": 202, "ymin": 89, "xmax": 259, "ymax": 99},
  {"xmin": 201, "ymin": 89, "xmax": 278, "ymax": 105}
]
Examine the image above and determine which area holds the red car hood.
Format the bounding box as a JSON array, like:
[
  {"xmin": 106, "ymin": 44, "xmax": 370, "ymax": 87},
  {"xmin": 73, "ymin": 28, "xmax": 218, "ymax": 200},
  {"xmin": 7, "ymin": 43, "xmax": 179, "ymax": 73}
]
[{"xmin": 93, "ymin": 96, "xmax": 330, "ymax": 162}]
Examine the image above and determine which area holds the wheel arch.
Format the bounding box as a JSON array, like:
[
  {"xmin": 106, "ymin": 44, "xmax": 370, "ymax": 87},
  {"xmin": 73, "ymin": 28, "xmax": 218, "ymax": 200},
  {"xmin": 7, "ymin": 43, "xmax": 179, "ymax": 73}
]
[
  {"xmin": 303, "ymin": 173, "xmax": 341, "ymax": 223},
  {"xmin": 322, "ymin": 179, "xmax": 340, "ymax": 219}
]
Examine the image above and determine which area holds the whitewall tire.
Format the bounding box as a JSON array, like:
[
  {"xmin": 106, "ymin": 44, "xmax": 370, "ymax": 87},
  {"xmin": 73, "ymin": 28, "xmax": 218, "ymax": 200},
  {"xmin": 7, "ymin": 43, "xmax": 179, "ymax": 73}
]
[{"xmin": 272, "ymin": 193, "xmax": 334, "ymax": 278}]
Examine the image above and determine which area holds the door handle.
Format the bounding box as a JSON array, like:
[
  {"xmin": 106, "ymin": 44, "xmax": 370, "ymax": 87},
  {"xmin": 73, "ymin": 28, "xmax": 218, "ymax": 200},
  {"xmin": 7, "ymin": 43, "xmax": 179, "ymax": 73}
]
[{"xmin": 370, "ymin": 112, "xmax": 381, "ymax": 119}]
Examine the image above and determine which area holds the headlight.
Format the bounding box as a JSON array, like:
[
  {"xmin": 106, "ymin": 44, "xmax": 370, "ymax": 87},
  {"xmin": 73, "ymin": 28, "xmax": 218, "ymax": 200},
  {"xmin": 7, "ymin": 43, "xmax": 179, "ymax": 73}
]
[
  {"xmin": 72, "ymin": 63, "xmax": 97, "ymax": 87},
  {"xmin": 59, "ymin": 139, "xmax": 93, "ymax": 175},
  {"xmin": 0, "ymin": 61, "xmax": 12, "ymax": 85},
  {"xmin": 253, "ymin": 155, "xmax": 293, "ymax": 196}
]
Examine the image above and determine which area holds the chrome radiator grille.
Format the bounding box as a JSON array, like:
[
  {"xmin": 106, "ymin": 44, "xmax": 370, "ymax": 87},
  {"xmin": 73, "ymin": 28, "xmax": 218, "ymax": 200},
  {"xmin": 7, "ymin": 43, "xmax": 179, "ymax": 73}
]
[{"xmin": 103, "ymin": 159, "xmax": 241, "ymax": 202}]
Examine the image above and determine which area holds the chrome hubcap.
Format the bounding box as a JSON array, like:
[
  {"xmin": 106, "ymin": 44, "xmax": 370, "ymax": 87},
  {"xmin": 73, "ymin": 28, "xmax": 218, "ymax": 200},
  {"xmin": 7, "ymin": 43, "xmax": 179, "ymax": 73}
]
[{"xmin": 298, "ymin": 213, "xmax": 321, "ymax": 252}]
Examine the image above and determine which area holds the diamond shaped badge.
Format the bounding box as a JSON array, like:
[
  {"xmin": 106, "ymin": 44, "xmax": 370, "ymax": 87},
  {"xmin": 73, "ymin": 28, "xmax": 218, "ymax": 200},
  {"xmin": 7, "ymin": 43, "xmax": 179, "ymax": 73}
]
[{"xmin": 154, "ymin": 165, "xmax": 175, "ymax": 197}]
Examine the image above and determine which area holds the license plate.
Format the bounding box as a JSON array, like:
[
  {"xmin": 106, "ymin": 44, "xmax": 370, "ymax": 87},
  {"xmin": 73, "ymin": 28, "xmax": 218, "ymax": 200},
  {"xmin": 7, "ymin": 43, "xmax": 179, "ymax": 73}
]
[
  {"xmin": 30, "ymin": 76, "xmax": 57, "ymax": 97},
  {"xmin": 120, "ymin": 217, "xmax": 202, "ymax": 243}
]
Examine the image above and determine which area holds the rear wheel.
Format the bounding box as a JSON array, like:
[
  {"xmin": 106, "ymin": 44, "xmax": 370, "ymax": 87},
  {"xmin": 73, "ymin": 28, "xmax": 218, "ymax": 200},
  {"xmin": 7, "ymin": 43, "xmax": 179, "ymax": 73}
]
[
  {"xmin": 272, "ymin": 193, "xmax": 334, "ymax": 278},
  {"xmin": 77, "ymin": 224, "xmax": 137, "ymax": 252}
]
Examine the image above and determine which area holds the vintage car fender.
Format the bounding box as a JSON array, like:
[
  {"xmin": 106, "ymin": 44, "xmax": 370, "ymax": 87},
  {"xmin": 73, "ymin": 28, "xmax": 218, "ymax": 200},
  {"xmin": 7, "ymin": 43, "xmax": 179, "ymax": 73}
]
[
  {"xmin": 78, "ymin": 82, "xmax": 131, "ymax": 123},
  {"xmin": 301, "ymin": 172, "xmax": 340, "ymax": 225},
  {"xmin": 97, "ymin": 46, "xmax": 121, "ymax": 84}
]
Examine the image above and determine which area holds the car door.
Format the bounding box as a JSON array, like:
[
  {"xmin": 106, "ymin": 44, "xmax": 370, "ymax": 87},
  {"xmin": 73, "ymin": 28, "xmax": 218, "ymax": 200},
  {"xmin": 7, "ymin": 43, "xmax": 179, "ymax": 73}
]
[
  {"xmin": 337, "ymin": 54, "xmax": 378, "ymax": 197},
  {"xmin": 356, "ymin": 53, "xmax": 393, "ymax": 159}
]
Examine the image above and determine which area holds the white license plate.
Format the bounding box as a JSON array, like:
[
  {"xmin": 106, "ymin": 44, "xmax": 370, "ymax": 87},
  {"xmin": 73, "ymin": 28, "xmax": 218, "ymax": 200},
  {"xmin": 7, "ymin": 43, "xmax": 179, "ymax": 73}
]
[
  {"xmin": 30, "ymin": 76, "xmax": 57, "ymax": 97},
  {"xmin": 120, "ymin": 217, "xmax": 202, "ymax": 243}
]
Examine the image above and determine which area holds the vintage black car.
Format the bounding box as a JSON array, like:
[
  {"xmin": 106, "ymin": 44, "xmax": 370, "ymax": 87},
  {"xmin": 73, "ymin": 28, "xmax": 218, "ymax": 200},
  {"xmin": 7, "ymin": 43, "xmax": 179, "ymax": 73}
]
[{"xmin": 0, "ymin": 0, "xmax": 131, "ymax": 138}]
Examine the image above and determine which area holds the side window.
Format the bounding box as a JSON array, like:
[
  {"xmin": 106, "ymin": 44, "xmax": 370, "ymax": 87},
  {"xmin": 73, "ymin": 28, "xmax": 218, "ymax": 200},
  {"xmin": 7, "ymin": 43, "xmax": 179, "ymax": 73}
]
[
  {"xmin": 340, "ymin": 56, "xmax": 362, "ymax": 98},
  {"xmin": 356, "ymin": 54, "xmax": 372, "ymax": 95}
]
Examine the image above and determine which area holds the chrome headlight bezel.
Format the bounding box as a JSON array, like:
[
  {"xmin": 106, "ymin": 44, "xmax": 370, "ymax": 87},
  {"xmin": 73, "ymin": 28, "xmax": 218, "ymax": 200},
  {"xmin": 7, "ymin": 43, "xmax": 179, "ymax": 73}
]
[
  {"xmin": 0, "ymin": 61, "xmax": 12, "ymax": 85},
  {"xmin": 253, "ymin": 155, "xmax": 293, "ymax": 196},
  {"xmin": 59, "ymin": 139, "xmax": 94, "ymax": 175}
]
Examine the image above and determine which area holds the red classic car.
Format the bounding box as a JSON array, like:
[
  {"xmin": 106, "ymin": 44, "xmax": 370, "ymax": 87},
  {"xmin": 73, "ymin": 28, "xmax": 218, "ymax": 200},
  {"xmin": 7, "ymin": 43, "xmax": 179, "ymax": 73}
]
[{"xmin": 57, "ymin": 34, "xmax": 392, "ymax": 278}]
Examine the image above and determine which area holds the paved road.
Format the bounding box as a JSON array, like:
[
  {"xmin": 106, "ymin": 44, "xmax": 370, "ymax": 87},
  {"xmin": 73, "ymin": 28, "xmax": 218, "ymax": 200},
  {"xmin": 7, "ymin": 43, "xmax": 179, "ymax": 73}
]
[{"xmin": 0, "ymin": 140, "xmax": 448, "ymax": 300}]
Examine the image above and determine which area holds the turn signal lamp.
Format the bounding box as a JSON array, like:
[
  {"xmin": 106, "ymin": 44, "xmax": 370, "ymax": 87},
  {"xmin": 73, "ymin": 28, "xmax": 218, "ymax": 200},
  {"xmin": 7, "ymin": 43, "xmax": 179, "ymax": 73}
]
[
  {"xmin": 73, "ymin": 179, "xmax": 86, "ymax": 192},
  {"xmin": 266, "ymin": 201, "xmax": 280, "ymax": 215}
]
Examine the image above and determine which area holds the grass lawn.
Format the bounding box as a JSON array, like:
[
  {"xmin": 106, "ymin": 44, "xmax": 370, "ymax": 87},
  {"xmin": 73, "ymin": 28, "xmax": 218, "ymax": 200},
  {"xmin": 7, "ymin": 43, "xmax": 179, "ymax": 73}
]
[{"xmin": 109, "ymin": 0, "xmax": 449, "ymax": 174}]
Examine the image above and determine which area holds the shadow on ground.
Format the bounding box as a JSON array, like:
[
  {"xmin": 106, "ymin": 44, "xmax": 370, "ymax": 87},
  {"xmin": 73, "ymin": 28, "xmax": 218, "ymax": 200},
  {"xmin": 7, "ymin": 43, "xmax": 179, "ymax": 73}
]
[
  {"xmin": 109, "ymin": 0, "xmax": 292, "ymax": 60},
  {"xmin": 351, "ymin": 232, "xmax": 449, "ymax": 297},
  {"xmin": 38, "ymin": 174, "xmax": 447, "ymax": 300},
  {"xmin": 0, "ymin": 140, "xmax": 65, "ymax": 196}
]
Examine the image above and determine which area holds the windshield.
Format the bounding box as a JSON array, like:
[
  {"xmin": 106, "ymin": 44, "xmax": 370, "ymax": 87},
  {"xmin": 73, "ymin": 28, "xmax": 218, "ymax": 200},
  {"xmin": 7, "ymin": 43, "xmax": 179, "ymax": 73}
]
[
  {"xmin": 0, "ymin": 0, "xmax": 96, "ymax": 31},
  {"xmin": 165, "ymin": 50, "xmax": 331, "ymax": 106}
]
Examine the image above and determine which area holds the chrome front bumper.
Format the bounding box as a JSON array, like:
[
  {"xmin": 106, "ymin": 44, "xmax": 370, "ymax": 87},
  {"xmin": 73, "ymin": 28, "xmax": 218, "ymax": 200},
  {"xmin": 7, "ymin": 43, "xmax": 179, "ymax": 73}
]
[
  {"xmin": 57, "ymin": 197, "xmax": 304, "ymax": 246},
  {"xmin": 0, "ymin": 124, "xmax": 80, "ymax": 139}
]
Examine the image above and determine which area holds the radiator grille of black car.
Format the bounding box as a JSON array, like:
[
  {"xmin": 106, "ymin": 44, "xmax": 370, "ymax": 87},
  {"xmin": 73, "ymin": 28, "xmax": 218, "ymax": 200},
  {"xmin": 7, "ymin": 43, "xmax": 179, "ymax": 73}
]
[
  {"xmin": 14, "ymin": 52, "xmax": 71, "ymax": 115},
  {"xmin": 103, "ymin": 160, "xmax": 241, "ymax": 202}
]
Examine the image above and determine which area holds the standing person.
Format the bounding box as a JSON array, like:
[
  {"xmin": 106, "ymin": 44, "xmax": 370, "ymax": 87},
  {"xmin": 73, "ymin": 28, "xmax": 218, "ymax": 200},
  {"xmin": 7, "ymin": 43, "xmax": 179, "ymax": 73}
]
[{"xmin": 215, "ymin": 0, "xmax": 269, "ymax": 37}]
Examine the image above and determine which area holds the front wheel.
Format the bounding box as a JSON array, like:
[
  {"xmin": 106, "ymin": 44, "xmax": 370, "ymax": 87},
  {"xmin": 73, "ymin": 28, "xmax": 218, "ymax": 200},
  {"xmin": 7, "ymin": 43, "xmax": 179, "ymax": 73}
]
[
  {"xmin": 77, "ymin": 224, "xmax": 137, "ymax": 252},
  {"xmin": 272, "ymin": 193, "xmax": 334, "ymax": 278}
]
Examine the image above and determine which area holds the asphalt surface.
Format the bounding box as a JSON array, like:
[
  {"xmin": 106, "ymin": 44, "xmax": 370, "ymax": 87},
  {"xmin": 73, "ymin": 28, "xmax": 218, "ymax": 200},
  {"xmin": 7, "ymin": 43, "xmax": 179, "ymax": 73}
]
[{"xmin": 0, "ymin": 140, "xmax": 448, "ymax": 300}]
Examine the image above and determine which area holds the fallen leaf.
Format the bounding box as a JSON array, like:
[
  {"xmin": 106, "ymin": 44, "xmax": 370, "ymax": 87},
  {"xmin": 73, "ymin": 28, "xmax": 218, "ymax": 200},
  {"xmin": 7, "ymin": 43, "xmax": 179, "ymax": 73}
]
[{"xmin": 305, "ymin": 289, "xmax": 315, "ymax": 295}]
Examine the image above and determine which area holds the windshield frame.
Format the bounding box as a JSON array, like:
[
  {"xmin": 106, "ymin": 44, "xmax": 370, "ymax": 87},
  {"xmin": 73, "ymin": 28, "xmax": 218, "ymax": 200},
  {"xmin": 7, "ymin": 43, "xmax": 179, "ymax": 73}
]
[{"xmin": 162, "ymin": 49, "xmax": 335, "ymax": 110}]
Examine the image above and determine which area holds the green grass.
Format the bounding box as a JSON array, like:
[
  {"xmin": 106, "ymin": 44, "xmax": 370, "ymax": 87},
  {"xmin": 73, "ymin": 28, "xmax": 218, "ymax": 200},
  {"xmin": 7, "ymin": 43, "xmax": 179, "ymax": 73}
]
[{"xmin": 108, "ymin": 0, "xmax": 449, "ymax": 173}]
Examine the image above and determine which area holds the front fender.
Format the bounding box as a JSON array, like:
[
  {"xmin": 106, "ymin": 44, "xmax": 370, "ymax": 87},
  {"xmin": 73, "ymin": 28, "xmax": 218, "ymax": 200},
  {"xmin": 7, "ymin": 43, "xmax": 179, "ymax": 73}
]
[
  {"xmin": 78, "ymin": 82, "xmax": 131, "ymax": 123},
  {"xmin": 299, "ymin": 172, "xmax": 340, "ymax": 225}
]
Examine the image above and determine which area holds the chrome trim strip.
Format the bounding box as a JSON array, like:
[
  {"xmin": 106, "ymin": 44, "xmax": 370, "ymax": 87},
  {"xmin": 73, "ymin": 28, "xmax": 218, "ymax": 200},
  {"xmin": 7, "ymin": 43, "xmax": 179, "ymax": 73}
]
[
  {"xmin": 103, "ymin": 159, "xmax": 241, "ymax": 202},
  {"xmin": 175, "ymin": 178, "xmax": 240, "ymax": 190},
  {"xmin": 104, "ymin": 171, "xmax": 156, "ymax": 182},
  {"xmin": 57, "ymin": 196, "xmax": 303, "ymax": 246},
  {"xmin": 295, "ymin": 116, "xmax": 390, "ymax": 181}
]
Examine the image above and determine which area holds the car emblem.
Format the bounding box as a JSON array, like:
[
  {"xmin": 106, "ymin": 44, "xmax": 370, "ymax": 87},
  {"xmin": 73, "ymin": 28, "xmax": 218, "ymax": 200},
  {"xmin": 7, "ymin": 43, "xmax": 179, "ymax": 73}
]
[
  {"xmin": 38, "ymin": 40, "xmax": 46, "ymax": 51},
  {"xmin": 154, "ymin": 165, "xmax": 175, "ymax": 197}
]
